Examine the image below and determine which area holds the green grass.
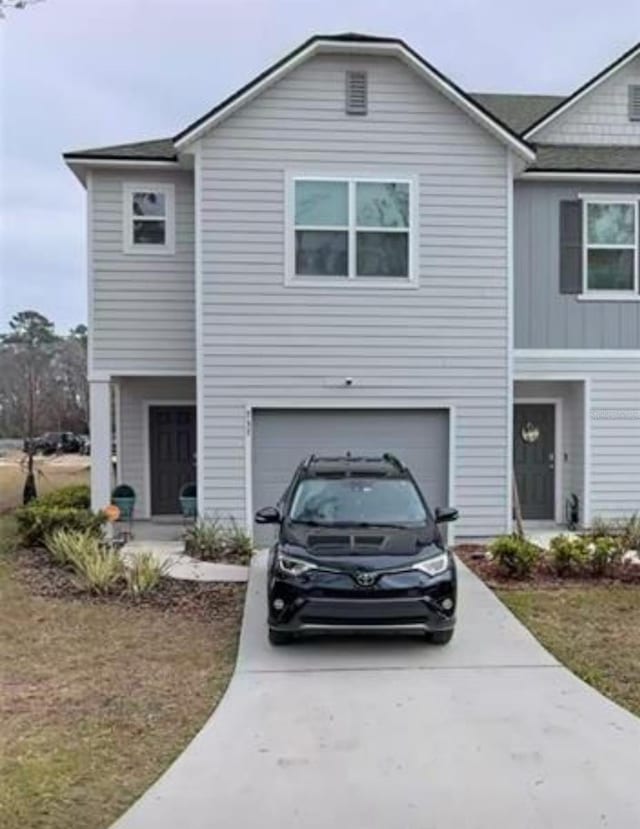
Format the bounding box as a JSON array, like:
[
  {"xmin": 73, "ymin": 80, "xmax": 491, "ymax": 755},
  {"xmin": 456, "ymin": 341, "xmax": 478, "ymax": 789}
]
[
  {"xmin": 498, "ymin": 585, "xmax": 640, "ymax": 717},
  {"xmin": 0, "ymin": 555, "xmax": 243, "ymax": 829},
  {"xmin": 0, "ymin": 514, "xmax": 19, "ymax": 556}
]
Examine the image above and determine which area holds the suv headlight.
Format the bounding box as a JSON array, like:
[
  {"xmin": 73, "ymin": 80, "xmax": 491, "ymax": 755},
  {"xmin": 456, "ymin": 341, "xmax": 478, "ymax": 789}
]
[
  {"xmin": 276, "ymin": 551, "xmax": 317, "ymax": 577},
  {"xmin": 412, "ymin": 552, "xmax": 449, "ymax": 577}
]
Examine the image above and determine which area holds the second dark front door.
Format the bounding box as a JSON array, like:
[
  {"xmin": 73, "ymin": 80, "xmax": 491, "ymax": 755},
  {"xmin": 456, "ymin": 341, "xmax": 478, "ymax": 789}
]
[
  {"xmin": 149, "ymin": 405, "xmax": 196, "ymax": 515},
  {"xmin": 513, "ymin": 403, "xmax": 555, "ymax": 521}
]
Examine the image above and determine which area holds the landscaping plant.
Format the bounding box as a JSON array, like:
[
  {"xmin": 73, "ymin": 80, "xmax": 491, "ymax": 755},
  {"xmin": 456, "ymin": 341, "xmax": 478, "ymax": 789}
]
[
  {"xmin": 221, "ymin": 519, "xmax": 254, "ymax": 565},
  {"xmin": 184, "ymin": 517, "xmax": 254, "ymax": 564},
  {"xmin": 35, "ymin": 484, "xmax": 91, "ymax": 510},
  {"xmin": 44, "ymin": 527, "xmax": 101, "ymax": 568},
  {"xmin": 549, "ymin": 534, "xmax": 588, "ymax": 577},
  {"xmin": 72, "ymin": 545, "xmax": 124, "ymax": 594},
  {"xmin": 586, "ymin": 536, "xmax": 623, "ymax": 578},
  {"xmin": 124, "ymin": 551, "xmax": 168, "ymax": 598},
  {"xmin": 15, "ymin": 503, "xmax": 105, "ymax": 547},
  {"xmin": 488, "ymin": 534, "xmax": 541, "ymax": 579}
]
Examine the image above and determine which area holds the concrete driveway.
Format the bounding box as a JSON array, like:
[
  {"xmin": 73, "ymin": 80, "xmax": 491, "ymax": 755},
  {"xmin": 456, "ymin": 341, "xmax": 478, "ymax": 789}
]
[{"xmin": 113, "ymin": 553, "xmax": 640, "ymax": 829}]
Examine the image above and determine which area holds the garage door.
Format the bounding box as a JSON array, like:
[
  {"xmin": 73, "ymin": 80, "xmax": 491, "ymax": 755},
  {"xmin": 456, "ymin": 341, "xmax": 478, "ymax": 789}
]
[{"xmin": 252, "ymin": 409, "xmax": 449, "ymax": 545}]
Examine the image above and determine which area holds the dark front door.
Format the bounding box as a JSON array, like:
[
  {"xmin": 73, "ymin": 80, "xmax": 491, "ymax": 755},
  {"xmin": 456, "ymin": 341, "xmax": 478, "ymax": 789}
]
[
  {"xmin": 513, "ymin": 403, "xmax": 555, "ymax": 520},
  {"xmin": 149, "ymin": 406, "xmax": 196, "ymax": 515}
]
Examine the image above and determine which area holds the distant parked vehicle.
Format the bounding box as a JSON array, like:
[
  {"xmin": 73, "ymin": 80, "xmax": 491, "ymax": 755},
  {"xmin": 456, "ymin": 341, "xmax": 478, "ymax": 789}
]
[{"xmin": 23, "ymin": 432, "xmax": 85, "ymax": 456}]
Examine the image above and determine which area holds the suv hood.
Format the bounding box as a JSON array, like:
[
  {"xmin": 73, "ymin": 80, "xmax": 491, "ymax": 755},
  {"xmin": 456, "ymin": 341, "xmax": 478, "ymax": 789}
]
[{"xmin": 280, "ymin": 521, "xmax": 440, "ymax": 564}]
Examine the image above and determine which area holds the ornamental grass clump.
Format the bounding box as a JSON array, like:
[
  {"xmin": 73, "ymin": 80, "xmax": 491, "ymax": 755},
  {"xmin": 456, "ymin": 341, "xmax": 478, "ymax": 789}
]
[
  {"xmin": 488, "ymin": 534, "xmax": 541, "ymax": 579},
  {"xmin": 124, "ymin": 551, "xmax": 168, "ymax": 598}
]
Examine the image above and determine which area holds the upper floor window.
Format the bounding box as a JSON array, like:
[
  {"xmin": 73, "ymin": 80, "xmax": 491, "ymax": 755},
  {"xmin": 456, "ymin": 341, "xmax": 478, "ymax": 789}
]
[
  {"xmin": 123, "ymin": 182, "xmax": 175, "ymax": 255},
  {"xmin": 584, "ymin": 199, "xmax": 638, "ymax": 293},
  {"xmin": 287, "ymin": 176, "xmax": 415, "ymax": 286}
]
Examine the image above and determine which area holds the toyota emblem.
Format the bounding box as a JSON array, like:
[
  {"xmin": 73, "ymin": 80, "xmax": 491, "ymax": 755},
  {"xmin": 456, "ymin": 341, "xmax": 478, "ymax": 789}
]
[{"xmin": 355, "ymin": 572, "xmax": 376, "ymax": 587}]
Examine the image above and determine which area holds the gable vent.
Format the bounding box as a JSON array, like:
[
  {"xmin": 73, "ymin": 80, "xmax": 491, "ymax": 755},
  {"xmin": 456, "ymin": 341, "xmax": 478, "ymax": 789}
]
[
  {"xmin": 629, "ymin": 85, "xmax": 640, "ymax": 121},
  {"xmin": 346, "ymin": 71, "xmax": 368, "ymax": 115}
]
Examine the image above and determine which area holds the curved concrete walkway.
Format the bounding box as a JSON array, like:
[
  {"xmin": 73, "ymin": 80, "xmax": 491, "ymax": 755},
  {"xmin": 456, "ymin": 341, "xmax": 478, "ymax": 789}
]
[
  {"xmin": 112, "ymin": 552, "xmax": 640, "ymax": 829},
  {"xmin": 120, "ymin": 540, "xmax": 248, "ymax": 582}
]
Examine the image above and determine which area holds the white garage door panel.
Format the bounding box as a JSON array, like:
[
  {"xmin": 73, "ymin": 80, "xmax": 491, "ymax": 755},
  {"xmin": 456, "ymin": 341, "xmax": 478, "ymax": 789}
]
[{"xmin": 252, "ymin": 409, "xmax": 449, "ymax": 544}]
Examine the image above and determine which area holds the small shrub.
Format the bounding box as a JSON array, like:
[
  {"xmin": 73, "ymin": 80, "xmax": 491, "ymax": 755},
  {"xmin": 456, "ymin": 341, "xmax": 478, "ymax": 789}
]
[
  {"xmin": 73, "ymin": 546, "xmax": 124, "ymax": 594},
  {"xmin": 184, "ymin": 517, "xmax": 254, "ymax": 563},
  {"xmin": 488, "ymin": 534, "xmax": 541, "ymax": 579},
  {"xmin": 549, "ymin": 534, "xmax": 588, "ymax": 577},
  {"xmin": 620, "ymin": 513, "xmax": 640, "ymax": 551},
  {"xmin": 124, "ymin": 551, "xmax": 168, "ymax": 598},
  {"xmin": 35, "ymin": 484, "xmax": 91, "ymax": 510},
  {"xmin": 15, "ymin": 504, "xmax": 105, "ymax": 548},
  {"xmin": 587, "ymin": 536, "xmax": 623, "ymax": 577},
  {"xmin": 221, "ymin": 519, "xmax": 254, "ymax": 565},
  {"xmin": 184, "ymin": 518, "xmax": 224, "ymax": 560},
  {"xmin": 589, "ymin": 516, "xmax": 621, "ymax": 539},
  {"xmin": 44, "ymin": 527, "xmax": 102, "ymax": 568}
]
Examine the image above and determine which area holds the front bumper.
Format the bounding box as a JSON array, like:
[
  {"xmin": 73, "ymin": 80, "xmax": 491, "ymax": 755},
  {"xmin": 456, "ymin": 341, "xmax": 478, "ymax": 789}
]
[{"xmin": 268, "ymin": 567, "xmax": 456, "ymax": 635}]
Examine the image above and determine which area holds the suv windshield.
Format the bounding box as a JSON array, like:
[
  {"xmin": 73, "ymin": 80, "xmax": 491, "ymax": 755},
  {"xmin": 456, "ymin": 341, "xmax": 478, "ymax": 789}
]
[{"xmin": 289, "ymin": 477, "xmax": 429, "ymax": 526}]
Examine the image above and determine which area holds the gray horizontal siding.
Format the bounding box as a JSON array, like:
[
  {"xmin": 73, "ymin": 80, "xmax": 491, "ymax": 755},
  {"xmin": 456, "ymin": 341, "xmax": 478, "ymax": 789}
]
[
  {"xmin": 515, "ymin": 353, "xmax": 640, "ymax": 520},
  {"xmin": 515, "ymin": 181, "xmax": 640, "ymax": 349},
  {"xmin": 91, "ymin": 170, "xmax": 195, "ymax": 373},
  {"xmin": 117, "ymin": 376, "xmax": 196, "ymax": 517},
  {"xmin": 198, "ymin": 53, "xmax": 510, "ymax": 537},
  {"xmin": 534, "ymin": 55, "xmax": 640, "ymax": 144}
]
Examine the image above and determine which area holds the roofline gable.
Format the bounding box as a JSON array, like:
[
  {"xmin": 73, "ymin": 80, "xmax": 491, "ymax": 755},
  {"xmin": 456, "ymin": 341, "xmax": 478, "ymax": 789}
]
[
  {"xmin": 523, "ymin": 40, "xmax": 640, "ymax": 139},
  {"xmin": 173, "ymin": 33, "xmax": 535, "ymax": 160}
]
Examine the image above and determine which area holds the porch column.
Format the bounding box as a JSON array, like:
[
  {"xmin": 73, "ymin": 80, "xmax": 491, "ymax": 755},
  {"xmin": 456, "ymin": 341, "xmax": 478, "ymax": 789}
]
[{"xmin": 89, "ymin": 379, "xmax": 112, "ymax": 513}]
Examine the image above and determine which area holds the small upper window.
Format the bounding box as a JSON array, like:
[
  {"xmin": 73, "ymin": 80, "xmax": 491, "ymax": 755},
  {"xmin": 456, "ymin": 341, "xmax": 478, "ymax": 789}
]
[
  {"xmin": 123, "ymin": 183, "xmax": 175, "ymax": 254},
  {"xmin": 584, "ymin": 200, "xmax": 638, "ymax": 293},
  {"xmin": 290, "ymin": 177, "xmax": 413, "ymax": 284}
]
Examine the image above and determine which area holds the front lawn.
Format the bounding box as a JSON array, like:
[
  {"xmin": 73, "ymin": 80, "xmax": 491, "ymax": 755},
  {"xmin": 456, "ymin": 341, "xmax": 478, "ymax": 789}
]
[
  {"xmin": 498, "ymin": 585, "xmax": 640, "ymax": 717},
  {"xmin": 0, "ymin": 546, "xmax": 245, "ymax": 829}
]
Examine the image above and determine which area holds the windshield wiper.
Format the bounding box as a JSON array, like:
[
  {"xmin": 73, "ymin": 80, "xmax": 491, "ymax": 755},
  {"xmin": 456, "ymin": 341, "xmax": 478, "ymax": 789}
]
[
  {"xmin": 330, "ymin": 521, "xmax": 417, "ymax": 530},
  {"xmin": 289, "ymin": 519, "xmax": 328, "ymax": 527}
]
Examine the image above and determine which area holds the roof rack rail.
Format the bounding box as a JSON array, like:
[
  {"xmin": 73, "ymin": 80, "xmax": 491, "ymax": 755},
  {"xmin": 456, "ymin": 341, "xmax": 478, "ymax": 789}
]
[
  {"xmin": 303, "ymin": 454, "xmax": 316, "ymax": 469},
  {"xmin": 382, "ymin": 452, "xmax": 405, "ymax": 472}
]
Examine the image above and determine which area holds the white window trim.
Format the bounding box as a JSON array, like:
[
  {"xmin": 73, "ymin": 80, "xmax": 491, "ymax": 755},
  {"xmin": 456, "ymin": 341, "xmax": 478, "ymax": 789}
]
[
  {"xmin": 123, "ymin": 182, "xmax": 175, "ymax": 255},
  {"xmin": 581, "ymin": 195, "xmax": 639, "ymax": 296},
  {"xmin": 284, "ymin": 173, "xmax": 419, "ymax": 288}
]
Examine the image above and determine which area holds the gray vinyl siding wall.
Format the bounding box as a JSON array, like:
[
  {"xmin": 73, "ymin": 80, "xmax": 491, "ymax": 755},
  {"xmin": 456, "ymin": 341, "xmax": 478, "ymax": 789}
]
[
  {"xmin": 197, "ymin": 53, "xmax": 511, "ymax": 537},
  {"xmin": 91, "ymin": 170, "xmax": 196, "ymax": 373},
  {"xmin": 534, "ymin": 55, "xmax": 640, "ymax": 144},
  {"xmin": 514, "ymin": 181, "xmax": 640, "ymax": 349},
  {"xmin": 117, "ymin": 376, "xmax": 196, "ymax": 517},
  {"xmin": 515, "ymin": 353, "xmax": 640, "ymax": 520}
]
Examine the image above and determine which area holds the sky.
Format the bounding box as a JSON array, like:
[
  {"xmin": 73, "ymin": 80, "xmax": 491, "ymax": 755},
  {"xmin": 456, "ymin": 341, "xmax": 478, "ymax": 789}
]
[{"xmin": 1, "ymin": 0, "xmax": 638, "ymax": 332}]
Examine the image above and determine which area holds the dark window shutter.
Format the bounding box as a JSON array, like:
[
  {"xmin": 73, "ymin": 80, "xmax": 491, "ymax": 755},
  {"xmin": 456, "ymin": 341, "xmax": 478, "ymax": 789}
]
[{"xmin": 559, "ymin": 200, "xmax": 583, "ymax": 294}]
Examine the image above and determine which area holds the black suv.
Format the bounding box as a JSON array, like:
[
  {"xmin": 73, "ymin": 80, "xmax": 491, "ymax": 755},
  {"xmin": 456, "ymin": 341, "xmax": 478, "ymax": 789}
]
[{"xmin": 255, "ymin": 453, "xmax": 458, "ymax": 646}]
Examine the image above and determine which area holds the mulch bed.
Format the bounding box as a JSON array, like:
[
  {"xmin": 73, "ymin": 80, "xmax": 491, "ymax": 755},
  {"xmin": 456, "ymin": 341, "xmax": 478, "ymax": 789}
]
[
  {"xmin": 11, "ymin": 547, "xmax": 246, "ymax": 623},
  {"xmin": 455, "ymin": 544, "xmax": 640, "ymax": 589}
]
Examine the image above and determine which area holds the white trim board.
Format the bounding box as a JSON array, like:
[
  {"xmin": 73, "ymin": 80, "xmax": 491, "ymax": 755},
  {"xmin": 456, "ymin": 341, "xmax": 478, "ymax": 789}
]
[
  {"xmin": 514, "ymin": 397, "xmax": 564, "ymax": 524},
  {"xmin": 89, "ymin": 369, "xmax": 196, "ymax": 382},
  {"xmin": 142, "ymin": 399, "xmax": 196, "ymax": 519},
  {"xmin": 243, "ymin": 400, "xmax": 457, "ymax": 544},
  {"xmin": 194, "ymin": 145, "xmax": 205, "ymax": 521},
  {"xmin": 174, "ymin": 38, "xmax": 534, "ymax": 161},
  {"xmin": 506, "ymin": 150, "xmax": 515, "ymax": 531},
  {"xmin": 520, "ymin": 172, "xmax": 640, "ymax": 183},
  {"xmin": 514, "ymin": 349, "xmax": 640, "ymax": 360}
]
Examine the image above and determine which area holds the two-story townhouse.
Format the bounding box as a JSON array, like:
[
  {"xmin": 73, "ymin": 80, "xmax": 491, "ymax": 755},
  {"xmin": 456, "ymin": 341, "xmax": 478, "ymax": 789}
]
[{"xmin": 64, "ymin": 34, "xmax": 640, "ymax": 543}]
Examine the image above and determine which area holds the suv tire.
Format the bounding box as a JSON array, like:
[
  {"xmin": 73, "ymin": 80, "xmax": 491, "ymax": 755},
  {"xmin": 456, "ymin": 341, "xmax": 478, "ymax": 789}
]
[
  {"xmin": 268, "ymin": 628, "xmax": 293, "ymax": 646},
  {"xmin": 426, "ymin": 629, "xmax": 454, "ymax": 646}
]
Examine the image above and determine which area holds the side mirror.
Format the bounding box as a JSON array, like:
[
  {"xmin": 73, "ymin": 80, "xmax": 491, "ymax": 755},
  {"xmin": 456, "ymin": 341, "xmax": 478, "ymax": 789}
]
[
  {"xmin": 435, "ymin": 507, "xmax": 459, "ymax": 524},
  {"xmin": 255, "ymin": 506, "xmax": 281, "ymax": 524}
]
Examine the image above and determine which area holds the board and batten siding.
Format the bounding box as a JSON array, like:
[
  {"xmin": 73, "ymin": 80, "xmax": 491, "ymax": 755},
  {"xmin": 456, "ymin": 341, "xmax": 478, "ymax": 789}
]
[
  {"xmin": 533, "ymin": 55, "xmax": 640, "ymax": 144},
  {"xmin": 515, "ymin": 353, "xmax": 640, "ymax": 520},
  {"xmin": 91, "ymin": 170, "xmax": 196, "ymax": 374},
  {"xmin": 117, "ymin": 377, "xmax": 196, "ymax": 517},
  {"xmin": 515, "ymin": 181, "xmax": 640, "ymax": 349},
  {"xmin": 197, "ymin": 53, "xmax": 511, "ymax": 537}
]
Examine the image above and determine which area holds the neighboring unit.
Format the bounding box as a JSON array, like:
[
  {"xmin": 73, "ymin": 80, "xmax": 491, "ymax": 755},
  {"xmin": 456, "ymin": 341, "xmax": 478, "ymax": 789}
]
[{"xmin": 64, "ymin": 34, "xmax": 640, "ymax": 542}]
